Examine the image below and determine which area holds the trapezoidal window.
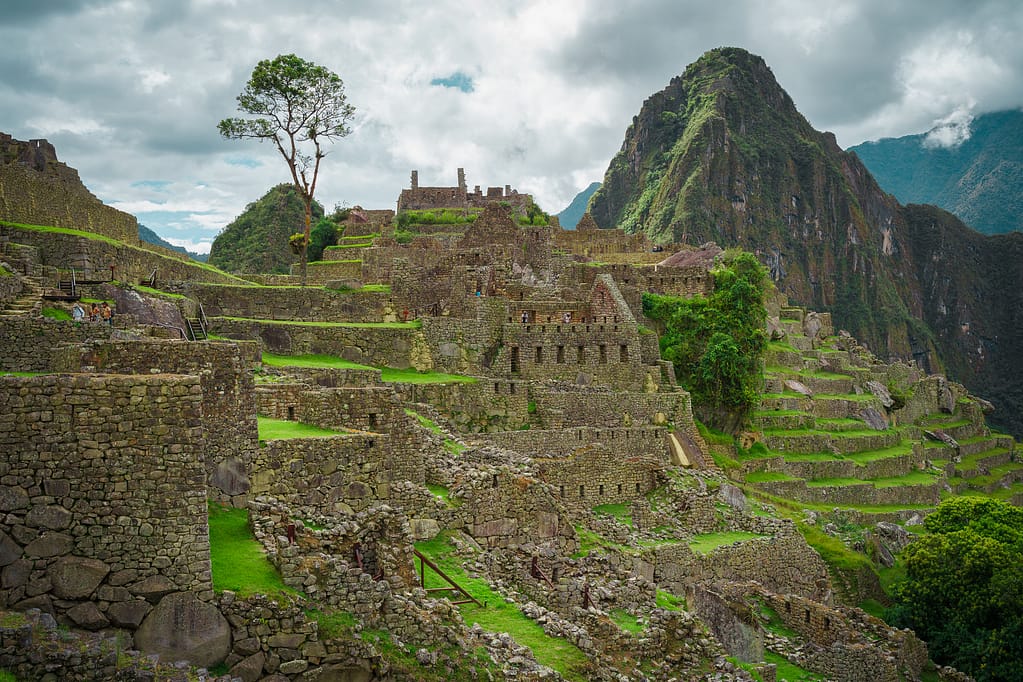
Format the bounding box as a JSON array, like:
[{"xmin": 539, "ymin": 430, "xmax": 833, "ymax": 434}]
[
  {"xmin": 510, "ymin": 346, "xmax": 520, "ymax": 373},
  {"xmin": 535, "ymin": 346, "xmax": 543, "ymax": 363},
  {"xmin": 620, "ymin": 344, "xmax": 628, "ymax": 362},
  {"xmin": 599, "ymin": 344, "xmax": 607, "ymax": 364},
  {"xmin": 556, "ymin": 345, "xmax": 565, "ymax": 363}
]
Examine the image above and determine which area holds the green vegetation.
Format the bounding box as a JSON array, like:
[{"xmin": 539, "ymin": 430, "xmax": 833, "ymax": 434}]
[
  {"xmin": 223, "ymin": 316, "xmax": 418, "ymax": 329},
  {"xmin": 764, "ymin": 651, "xmax": 825, "ymax": 681},
  {"xmin": 643, "ymin": 251, "xmax": 768, "ymax": 430},
  {"xmin": 0, "ymin": 670, "xmax": 16, "ymax": 682},
  {"xmin": 132, "ymin": 284, "xmax": 188, "ymax": 300},
  {"xmin": 261, "ymin": 353, "xmax": 476, "ymax": 384},
  {"xmin": 415, "ymin": 533, "xmax": 592, "ymax": 680},
  {"xmin": 208, "ymin": 503, "xmax": 294, "ymax": 597},
  {"xmin": 208, "ymin": 184, "xmax": 323, "ymax": 274},
  {"xmin": 655, "ymin": 589, "xmax": 686, "ymax": 611},
  {"xmin": 257, "ymin": 416, "xmax": 345, "ymax": 440},
  {"xmin": 688, "ymin": 531, "xmax": 766, "ymax": 554},
  {"xmin": 609, "ymin": 609, "xmax": 644, "ymax": 634},
  {"xmin": 41, "ymin": 307, "xmax": 71, "ymax": 320},
  {"xmin": 593, "ymin": 503, "xmax": 633, "ymax": 527},
  {"xmin": 307, "ymin": 608, "xmax": 357, "ymax": 639},
  {"xmin": 396, "ymin": 208, "xmax": 480, "ymax": 227},
  {"xmin": 887, "ymin": 498, "xmax": 1023, "ymax": 681}
]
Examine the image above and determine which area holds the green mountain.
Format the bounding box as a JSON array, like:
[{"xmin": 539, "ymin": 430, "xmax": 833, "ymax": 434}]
[
  {"xmin": 849, "ymin": 109, "xmax": 1023, "ymax": 235},
  {"xmin": 588, "ymin": 47, "xmax": 1023, "ymax": 437},
  {"xmin": 208, "ymin": 184, "xmax": 323, "ymax": 274},
  {"xmin": 555, "ymin": 181, "xmax": 600, "ymax": 229},
  {"xmin": 138, "ymin": 224, "xmax": 208, "ymax": 262}
]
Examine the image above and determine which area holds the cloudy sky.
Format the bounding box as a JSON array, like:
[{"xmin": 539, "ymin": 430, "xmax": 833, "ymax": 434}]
[{"xmin": 3, "ymin": 0, "xmax": 1021, "ymax": 253}]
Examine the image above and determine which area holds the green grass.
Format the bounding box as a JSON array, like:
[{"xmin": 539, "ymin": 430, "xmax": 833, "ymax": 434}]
[
  {"xmin": 806, "ymin": 469, "xmax": 941, "ymax": 488},
  {"xmin": 132, "ymin": 284, "xmax": 189, "ymax": 300},
  {"xmin": 0, "ymin": 670, "xmax": 16, "ymax": 682},
  {"xmin": 745, "ymin": 471, "xmax": 798, "ymax": 483},
  {"xmin": 257, "ymin": 417, "xmax": 345, "ymax": 440},
  {"xmin": 764, "ymin": 651, "xmax": 825, "ymax": 681},
  {"xmin": 379, "ymin": 366, "xmax": 476, "ymax": 384},
  {"xmin": 593, "ymin": 503, "xmax": 633, "ymax": 527},
  {"xmin": 208, "ymin": 503, "xmax": 294, "ymax": 597},
  {"xmin": 41, "ymin": 307, "xmax": 72, "ymax": 320},
  {"xmin": 262, "ymin": 353, "xmax": 476, "ymax": 385},
  {"xmin": 407, "ymin": 409, "xmax": 443, "ymax": 433},
  {"xmin": 655, "ymin": 589, "xmax": 686, "ymax": 611},
  {"xmin": 609, "ymin": 609, "xmax": 644, "ymax": 634},
  {"xmin": 415, "ymin": 533, "xmax": 592, "ymax": 681},
  {"xmin": 688, "ymin": 531, "xmax": 766, "ymax": 554},
  {"xmin": 306, "ymin": 608, "xmax": 357, "ymax": 639},
  {"xmin": 0, "ymin": 371, "xmax": 45, "ymax": 377}
]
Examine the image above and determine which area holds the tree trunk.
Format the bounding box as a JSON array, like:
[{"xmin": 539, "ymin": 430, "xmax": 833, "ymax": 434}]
[{"xmin": 301, "ymin": 199, "xmax": 312, "ymax": 286}]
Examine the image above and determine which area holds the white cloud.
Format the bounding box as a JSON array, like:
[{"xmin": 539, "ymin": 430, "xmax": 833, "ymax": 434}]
[{"xmin": 0, "ymin": 0, "xmax": 1021, "ymax": 245}]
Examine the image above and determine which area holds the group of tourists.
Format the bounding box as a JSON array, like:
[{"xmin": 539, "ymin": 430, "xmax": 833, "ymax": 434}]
[{"xmin": 71, "ymin": 301, "xmax": 113, "ymax": 326}]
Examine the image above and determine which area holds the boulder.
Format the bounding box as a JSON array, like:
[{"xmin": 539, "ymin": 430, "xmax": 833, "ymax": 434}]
[
  {"xmin": 719, "ymin": 484, "xmax": 749, "ymax": 513},
  {"xmin": 0, "ymin": 531, "xmax": 21, "ymax": 567},
  {"xmin": 784, "ymin": 379, "xmax": 813, "ymax": 397},
  {"xmin": 858, "ymin": 407, "xmax": 889, "ymax": 431},
  {"xmin": 129, "ymin": 574, "xmax": 177, "ymax": 603},
  {"xmin": 24, "ymin": 532, "xmax": 73, "ymax": 558},
  {"xmin": 107, "ymin": 599, "xmax": 152, "ymax": 628},
  {"xmin": 25, "ymin": 505, "xmax": 72, "ymax": 530},
  {"xmin": 2, "ymin": 558, "xmax": 31, "ymax": 588},
  {"xmin": 229, "ymin": 651, "xmax": 266, "ymax": 682},
  {"xmin": 211, "ymin": 457, "xmax": 250, "ymax": 496},
  {"xmin": 0, "ymin": 486, "xmax": 29, "ymax": 511},
  {"xmin": 865, "ymin": 380, "xmax": 894, "ymax": 409},
  {"xmin": 49, "ymin": 556, "xmax": 110, "ymax": 599},
  {"xmin": 803, "ymin": 311, "xmax": 823, "ymax": 340},
  {"xmin": 67, "ymin": 601, "xmax": 109, "ymax": 630},
  {"xmin": 766, "ymin": 317, "xmax": 786, "ymax": 341},
  {"xmin": 135, "ymin": 592, "xmax": 231, "ymax": 667},
  {"xmin": 875, "ymin": 521, "xmax": 914, "ymax": 553}
]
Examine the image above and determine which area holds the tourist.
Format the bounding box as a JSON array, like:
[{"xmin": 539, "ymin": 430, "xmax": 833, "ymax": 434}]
[
  {"xmin": 101, "ymin": 302, "xmax": 112, "ymax": 325},
  {"xmin": 521, "ymin": 311, "xmax": 528, "ymax": 323},
  {"xmin": 71, "ymin": 302, "xmax": 85, "ymax": 326},
  {"xmin": 90, "ymin": 303, "xmax": 99, "ymax": 322},
  {"xmin": 562, "ymin": 312, "xmax": 571, "ymax": 324}
]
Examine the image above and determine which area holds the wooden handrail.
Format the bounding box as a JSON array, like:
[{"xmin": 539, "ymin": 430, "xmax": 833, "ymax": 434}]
[{"xmin": 414, "ymin": 549, "xmax": 482, "ymax": 607}]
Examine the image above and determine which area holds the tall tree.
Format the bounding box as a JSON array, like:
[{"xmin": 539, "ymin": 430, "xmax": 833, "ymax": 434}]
[{"xmin": 218, "ymin": 54, "xmax": 355, "ymax": 285}]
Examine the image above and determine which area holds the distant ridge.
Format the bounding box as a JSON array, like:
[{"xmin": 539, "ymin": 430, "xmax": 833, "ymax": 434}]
[
  {"xmin": 139, "ymin": 224, "xmax": 208, "ymax": 262},
  {"xmin": 848, "ymin": 109, "xmax": 1023, "ymax": 235},
  {"xmin": 555, "ymin": 182, "xmax": 600, "ymax": 230}
]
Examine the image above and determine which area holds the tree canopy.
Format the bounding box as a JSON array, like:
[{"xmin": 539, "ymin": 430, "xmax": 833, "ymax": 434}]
[
  {"xmin": 642, "ymin": 251, "xmax": 767, "ymax": 430},
  {"xmin": 218, "ymin": 53, "xmax": 354, "ymax": 284},
  {"xmin": 887, "ymin": 497, "xmax": 1023, "ymax": 681}
]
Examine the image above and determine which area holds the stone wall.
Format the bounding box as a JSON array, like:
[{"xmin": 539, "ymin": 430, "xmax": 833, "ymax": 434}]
[
  {"xmin": 489, "ymin": 425, "xmax": 669, "ymax": 459},
  {"xmin": 250, "ymin": 434, "xmax": 424, "ymax": 515},
  {"xmin": 533, "ymin": 444, "xmax": 665, "ymax": 508},
  {"xmin": 392, "ymin": 380, "xmax": 530, "ymax": 432},
  {"xmin": 649, "ymin": 530, "xmax": 831, "ymax": 602},
  {"xmin": 0, "ymin": 373, "xmax": 212, "ymax": 632},
  {"xmin": 535, "ymin": 389, "xmax": 693, "ymax": 428},
  {"xmin": 0, "ymin": 143, "xmax": 138, "ymax": 245},
  {"xmin": 0, "ymin": 223, "xmax": 241, "ymax": 286},
  {"xmin": 294, "ymin": 259, "xmax": 364, "ymax": 284},
  {"xmin": 213, "ymin": 318, "xmax": 420, "ymax": 368},
  {"xmin": 0, "ymin": 318, "xmax": 114, "ymax": 372},
  {"xmin": 51, "ymin": 339, "xmax": 259, "ymax": 499},
  {"xmin": 179, "ymin": 282, "xmax": 392, "ymax": 323}
]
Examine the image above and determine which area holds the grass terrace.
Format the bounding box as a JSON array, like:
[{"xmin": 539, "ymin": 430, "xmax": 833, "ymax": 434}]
[
  {"xmin": 257, "ymin": 417, "xmax": 347, "ymax": 440},
  {"xmin": 208, "ymin": 502, "xmax": 295, "ymax": 598},
  {"xmin": 262, "ymin": 352, "xmax": 477, "ymax": 384},
  {"xmin": 415, "ymin": 533, "xmax": 591, "ymax": 681}
]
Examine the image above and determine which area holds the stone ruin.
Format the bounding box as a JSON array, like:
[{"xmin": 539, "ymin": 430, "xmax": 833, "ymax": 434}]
[{"xmin": 0, "ymin": 148, "xmax": 987, "ymax": 681}]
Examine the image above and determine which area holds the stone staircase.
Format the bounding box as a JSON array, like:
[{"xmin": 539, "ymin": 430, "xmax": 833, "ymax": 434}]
[{"xmin": 0, "ymin": 276, "xmax": 43, "ymax": 318}]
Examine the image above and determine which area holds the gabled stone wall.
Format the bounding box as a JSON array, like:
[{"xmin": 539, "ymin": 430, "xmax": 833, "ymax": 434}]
[
  {"xmin": 533, "ymin": 444, "xmax": 665, "ymax": 508},
  {"xmin": 180, "ymin": 282, "xmax": 392, "ymax": 323}
]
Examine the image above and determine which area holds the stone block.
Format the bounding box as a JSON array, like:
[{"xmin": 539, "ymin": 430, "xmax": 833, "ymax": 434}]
[
  {"xmin": 107, "ymin": 599, "xmax": 152, "ymax": 628},
  {"xmin": 24, "ymin": 532, "xmax": 73, "ymax": 558},
  {"xmin": 25, "ymin": 504, "xmax": 72, "ymax": 530},
  {"xmin": 229, "ymin": 651, "xmax": 266, "ymax": 682},
  {"xmin": 135, "ymin": 592, "xmax": 231, "ymax": 667},
  {"xmin": 67, "ymin": 601, "xmax": 109, "ymax": 630},
  {"xmin": 49, "ymin": 556, "xmax": 110, "ymax": 599},
  {"xmin": 129, "ymin": 574, "xmax": 177, "ymax": 602},
  {"xmin": 0, "ymin": 530, "xmax": 21, "ymax": 566}
]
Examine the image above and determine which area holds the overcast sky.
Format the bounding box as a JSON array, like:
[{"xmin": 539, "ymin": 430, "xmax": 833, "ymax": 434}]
[{"xmin": 2, "ymin": 0, "xmax": 1021, "ymax": 253}]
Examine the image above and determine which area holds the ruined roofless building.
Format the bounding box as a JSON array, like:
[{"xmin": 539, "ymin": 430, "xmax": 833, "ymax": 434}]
[{"xmin": 396, "ymin": 168, "xmax": 533, "ymax": 215}]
